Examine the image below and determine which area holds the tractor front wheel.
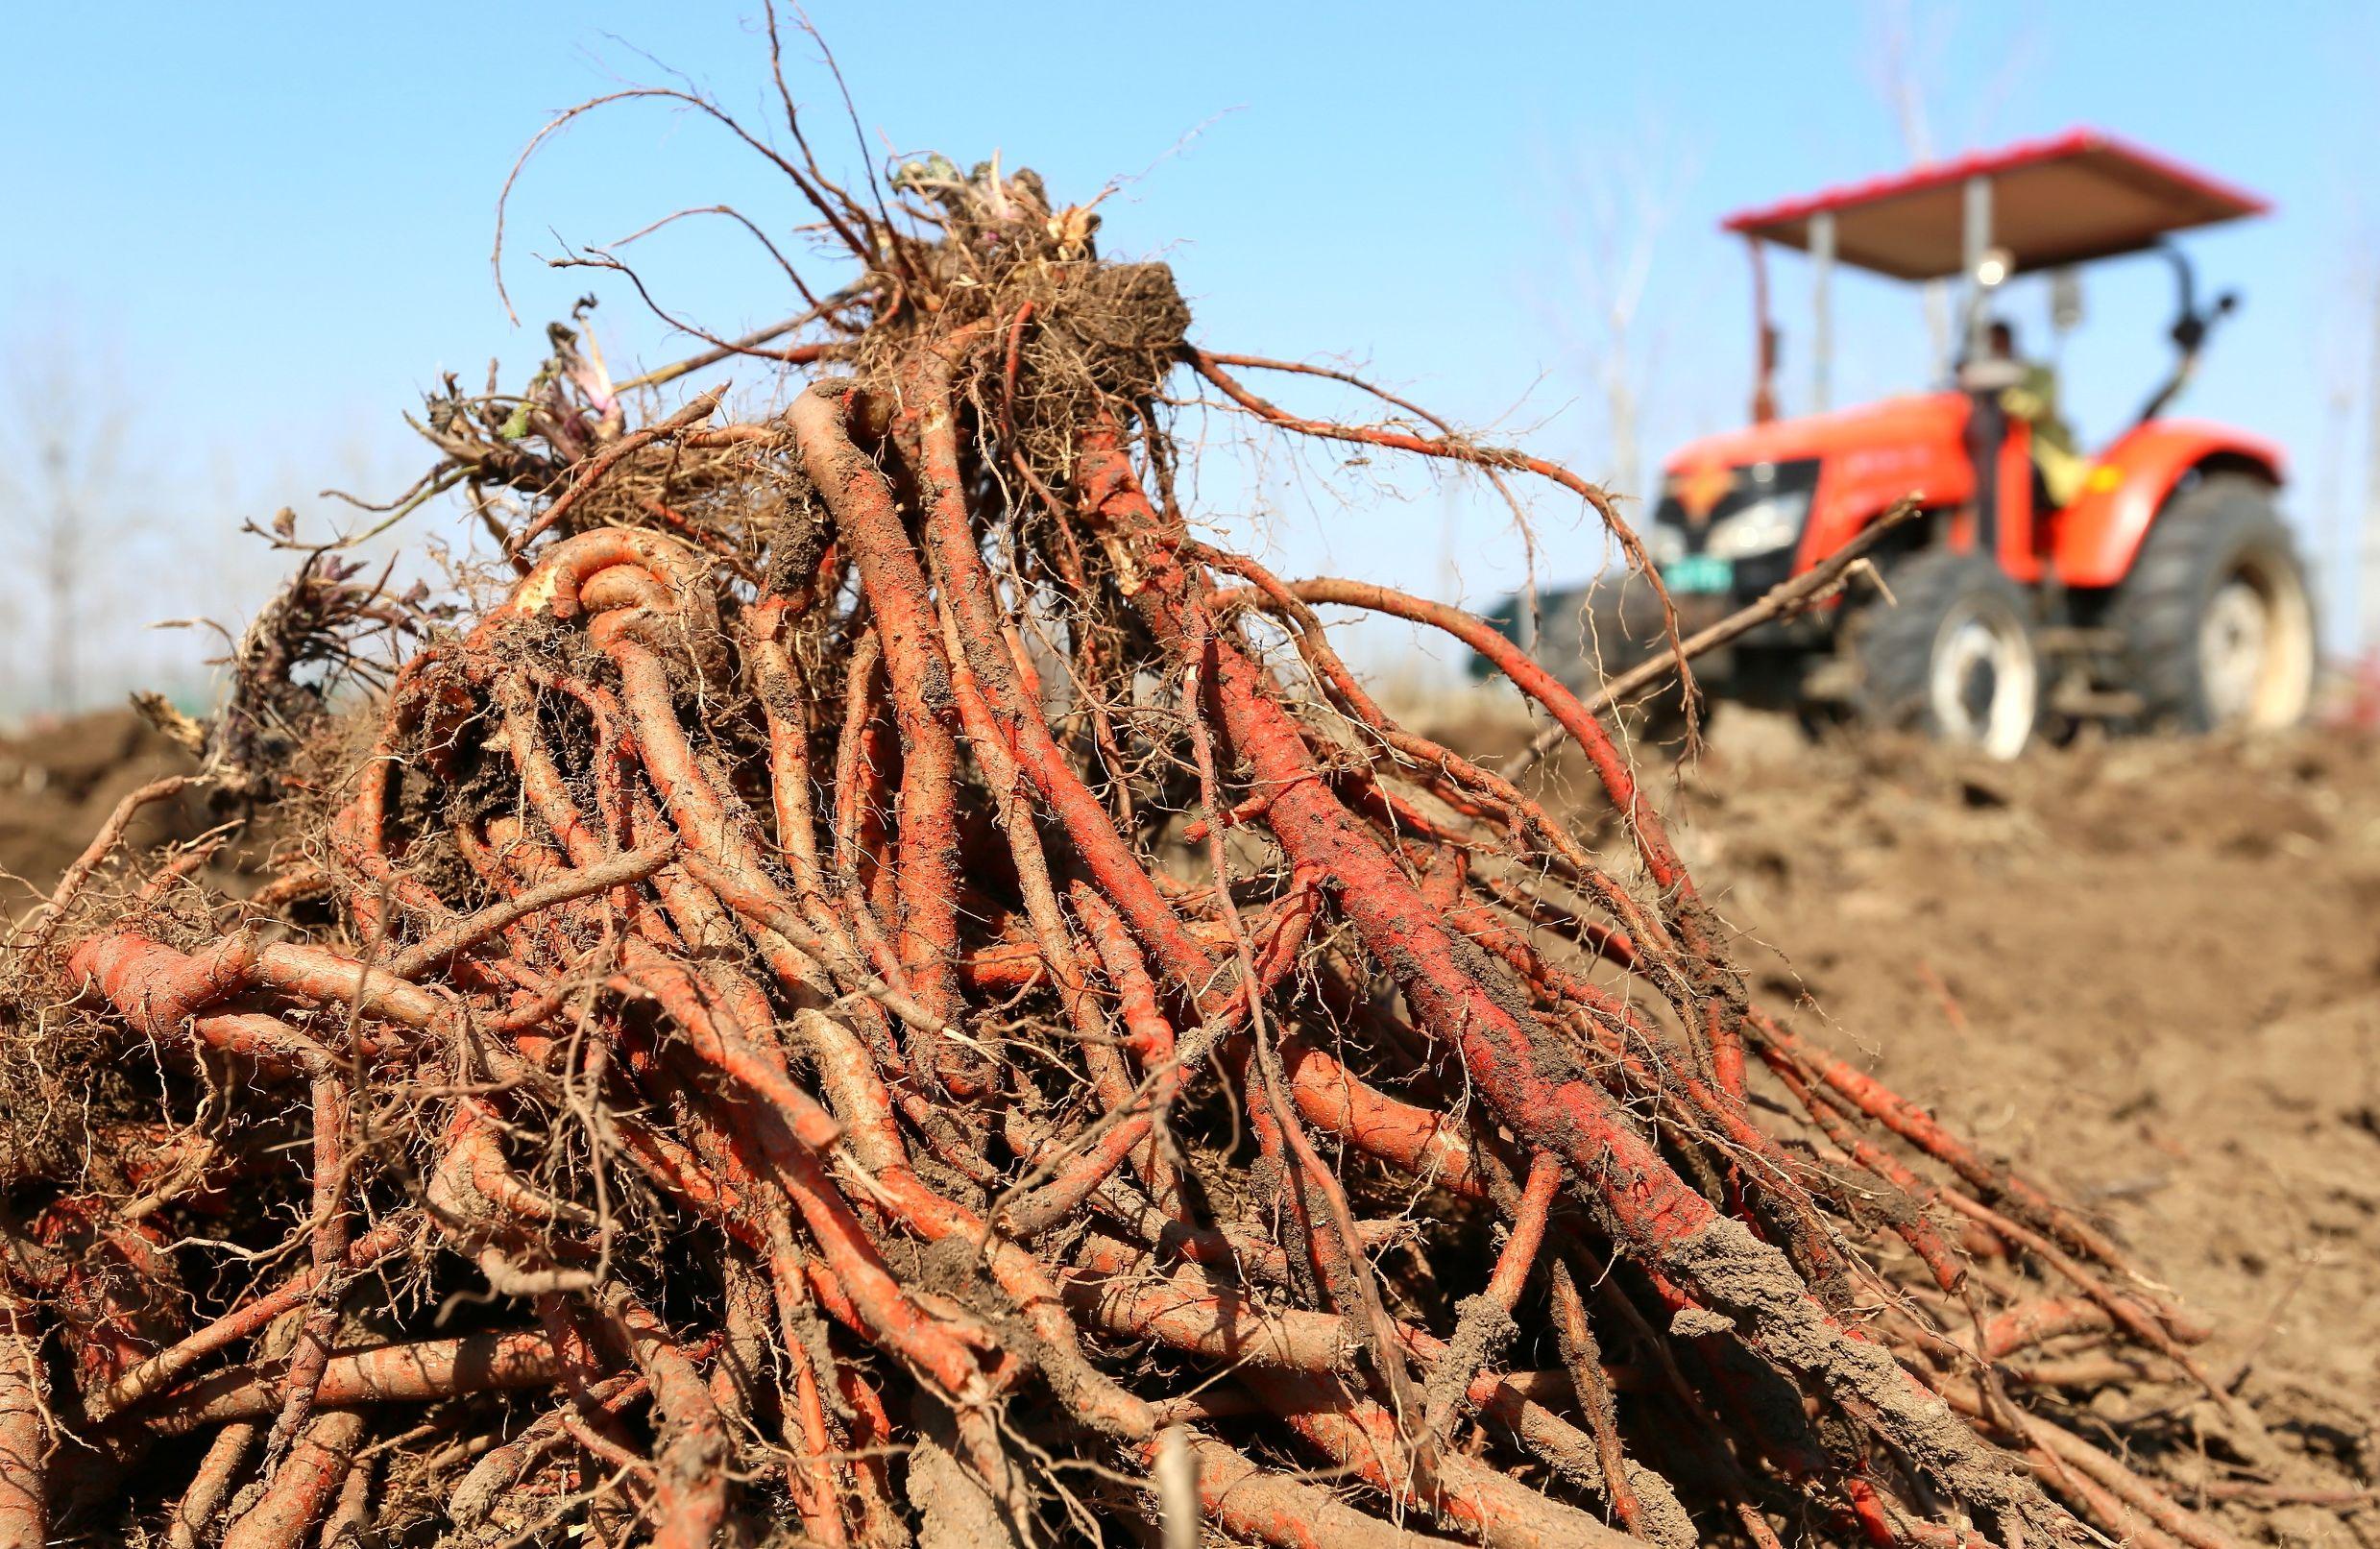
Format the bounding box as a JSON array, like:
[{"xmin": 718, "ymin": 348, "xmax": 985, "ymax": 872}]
[
  {"xmin": 2110, "ymin": 473, "xmax": 2315, "ymax": 733},
  {"xmin": 1853, "ymin": 549, "xmax": 2041, "ymax": 759},
  {"xmin": 1549, "ymin": 578, "xmax": 1693, "ymax": 748}
]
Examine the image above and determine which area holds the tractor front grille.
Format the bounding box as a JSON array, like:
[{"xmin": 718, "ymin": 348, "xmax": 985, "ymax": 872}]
[{"xmin": 1653, "ymin": 457, "xmax": 1820, "ymax": 558}]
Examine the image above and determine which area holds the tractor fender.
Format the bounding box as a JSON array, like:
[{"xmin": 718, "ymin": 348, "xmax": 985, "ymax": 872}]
[{"xmin": 2053, "ymin": 422, "xmax": 2286, "ymax": 587}]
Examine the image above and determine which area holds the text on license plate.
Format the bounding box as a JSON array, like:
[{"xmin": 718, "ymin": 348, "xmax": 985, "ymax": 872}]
[{"xmin": 1662, "ymin": 555, "xmax": 1734, "ymax": 593}]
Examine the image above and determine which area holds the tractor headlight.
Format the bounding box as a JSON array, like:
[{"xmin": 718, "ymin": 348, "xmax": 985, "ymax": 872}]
[
  {"xmin": 1645, "ymin": 521, "xmax": 1688, "ymax": 567},
  {"xmin": 1703, "ymin": 488, "xmax": 1811, "ymax": 560}
]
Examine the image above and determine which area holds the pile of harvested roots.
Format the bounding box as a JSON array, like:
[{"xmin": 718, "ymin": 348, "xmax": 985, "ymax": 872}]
[{"xmin": 0, "ymin": 59, "xmax": 2292, "ymax": 1549}]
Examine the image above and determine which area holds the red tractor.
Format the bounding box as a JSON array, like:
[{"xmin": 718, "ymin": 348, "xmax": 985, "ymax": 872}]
[{"xmin": 1505, "ymin": 130, "xmax": 2315, "ymax": 756}]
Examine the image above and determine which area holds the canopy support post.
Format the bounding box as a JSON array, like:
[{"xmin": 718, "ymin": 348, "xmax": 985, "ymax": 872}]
[
  {"xmin": 1747, "ymin": 236, "xmax": 1777, "ymax": 424},
  {"xmin": 1809, "ymin": 211, "xmax": 1836, "ymax": 413},
  {"xmin": 1962, "ymin": 174, "xmax": 1994, "ymax": 360}
]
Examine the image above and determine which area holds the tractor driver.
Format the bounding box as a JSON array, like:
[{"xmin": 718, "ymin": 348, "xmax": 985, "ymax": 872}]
[{"xmin": 1985, "ymin": 320, "xmax": 2088, "ymax": 508}]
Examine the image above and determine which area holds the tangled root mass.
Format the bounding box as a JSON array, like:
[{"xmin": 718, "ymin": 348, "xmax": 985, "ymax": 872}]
[{"xmin": 0, "ymin": 54, "xmax": 2298, "ymax": 1549}]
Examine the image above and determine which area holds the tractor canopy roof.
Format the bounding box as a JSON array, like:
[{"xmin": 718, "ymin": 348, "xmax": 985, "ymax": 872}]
[{"xmin": 1720, "ymin": 128, "xmax": 2268, "ymax": 281}]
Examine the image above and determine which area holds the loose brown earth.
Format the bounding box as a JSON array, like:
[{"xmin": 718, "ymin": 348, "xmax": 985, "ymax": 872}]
[
  {"xmin": 0, "ymin": 713, "xmax": 215, "ymax": 917},
  {"xmin": 8, "ymin": 706, "xmax": 2375, "ymax": 1537},
  {"xmin": 1418, "ymin": 703, "xmax": 2379, "ymax": 1537}
]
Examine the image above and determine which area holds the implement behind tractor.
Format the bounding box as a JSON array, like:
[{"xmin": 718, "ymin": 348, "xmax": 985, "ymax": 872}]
[{"xmin": 1497, "ymin": 129, "xmax": 2314, "ymax": 756}]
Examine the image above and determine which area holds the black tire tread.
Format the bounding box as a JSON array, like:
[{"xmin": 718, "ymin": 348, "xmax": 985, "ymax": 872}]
[
  {"xmin": 2109, "ymin": 472, "xmax": 2308, "ymax": 732},
  {"xmin": 1852, "ymin": 548, "xmax": 2034, "ymax": 737}
]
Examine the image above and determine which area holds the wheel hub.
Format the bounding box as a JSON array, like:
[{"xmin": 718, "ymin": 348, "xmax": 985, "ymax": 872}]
[
  {"xmin": 1931, "ymin": 605, "xmax": 2036, "ymax": 759},
  {"xmin": 2198, "ymin": 562, "xmax": 2313, "ymax": 729}
]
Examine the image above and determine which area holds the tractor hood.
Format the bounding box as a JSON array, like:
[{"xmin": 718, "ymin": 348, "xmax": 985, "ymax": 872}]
[
  {"xmin": 1644, "ymin": 391, "xmax": 1979, "ymax": 603},
  {"xmin": 1660, "ymin": 392, "xmax": 1968, "ymax": 488},
  {"xmin": 1655, "ymin": 391, "xmax": 1976, "ymax": 577}
]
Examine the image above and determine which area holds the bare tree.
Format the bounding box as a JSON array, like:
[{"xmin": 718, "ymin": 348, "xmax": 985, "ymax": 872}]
[
  {"xmin": 2314, "ymin": 344, "xmax": 2356, "ymax": 635},
  {"xmin": 1871, "ymin": 0, "xmax": 1955, "ymax": 380},
  {"xmin": 1, "ymin": 324, "xmax": 138, "ymax": 715},
  {"xmin": 2361, "ymin": 270, "xmax": 2380, "ymax": 656},
  {"xmin": 1545, "ymin": 123, "xmax": 1700, "ymax": 503},
  {"xmin": 1867, "ymin": 0, "xmax": 2035, "ymax": 382},
  {"xmin": 2308, "ymin": 230, "xmax": 2365, "ymax": 645}
]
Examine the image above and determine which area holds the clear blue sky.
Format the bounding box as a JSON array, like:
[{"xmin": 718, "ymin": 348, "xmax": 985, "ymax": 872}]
[{"xmin": 4, "ymin": 2, "xmax": 2375, "ymax": 706}]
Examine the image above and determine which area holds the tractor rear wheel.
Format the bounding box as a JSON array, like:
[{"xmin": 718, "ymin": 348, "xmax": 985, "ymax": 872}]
[
  {"xmin": 1854, "ymin": 549, "xmax": 2040, "ymax": 759},
  {"xmin": 2110, "ymin": 473, "xmax": 2315, "ymax": 733}
]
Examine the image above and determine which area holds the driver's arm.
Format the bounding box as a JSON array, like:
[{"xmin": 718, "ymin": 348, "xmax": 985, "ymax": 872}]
[{"xmin": 2001, "ymin": 362, "xmax": 2057, "ymax": 424}]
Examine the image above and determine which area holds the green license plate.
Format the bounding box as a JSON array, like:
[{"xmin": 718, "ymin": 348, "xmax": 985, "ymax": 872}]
[{"xmin": 1662, "ymin": 554, "xmax": 1734, "ymax": 594}]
